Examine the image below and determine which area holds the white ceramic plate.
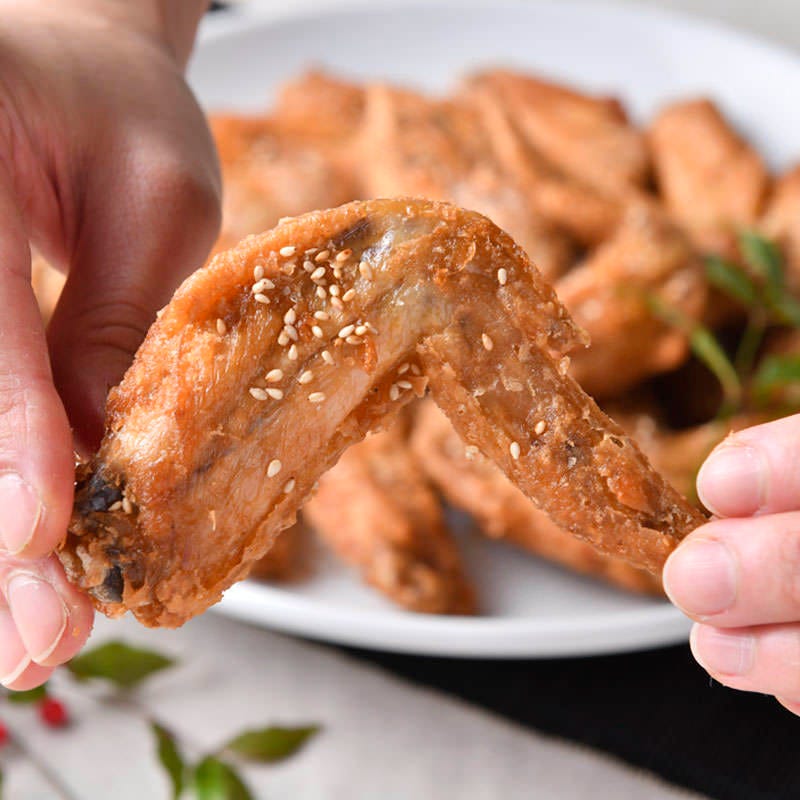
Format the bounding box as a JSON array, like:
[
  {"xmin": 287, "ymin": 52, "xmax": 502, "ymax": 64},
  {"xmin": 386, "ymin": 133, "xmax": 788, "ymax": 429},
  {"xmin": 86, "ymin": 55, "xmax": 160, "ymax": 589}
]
[{"xmin": 190, "ymin": 1, "xmax": 800, "ymax": 657}]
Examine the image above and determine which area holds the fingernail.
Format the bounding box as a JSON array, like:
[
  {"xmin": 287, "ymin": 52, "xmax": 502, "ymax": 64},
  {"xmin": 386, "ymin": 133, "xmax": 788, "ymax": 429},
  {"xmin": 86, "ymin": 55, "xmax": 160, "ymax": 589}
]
[
  {"xmin": 6, "ymin": 573, "xmax": 67, "ymax": 663},
  {"xmin": 663, "ymin": 538, "xmax": 737, "ymax": 617},
  {"xmin": 692, "ymin": 625, "xmax": 754, "ymax": 676},
  {"xmin": 697, "ymin": 445, "xmax": 765, "ymax": 517},
  {"xmin": 0, "ymin": 605, "xmax": 31, "ymax": 685},
  {"xmin": 0, "ymin": 472, "xmax": 43, "ymax": 554}
]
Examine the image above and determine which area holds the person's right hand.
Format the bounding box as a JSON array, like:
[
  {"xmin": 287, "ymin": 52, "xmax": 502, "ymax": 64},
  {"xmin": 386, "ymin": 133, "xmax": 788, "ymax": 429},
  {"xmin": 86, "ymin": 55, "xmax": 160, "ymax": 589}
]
[{"xmin": 0, "ymin": 0, "xmax": 220, "ymax": 689}]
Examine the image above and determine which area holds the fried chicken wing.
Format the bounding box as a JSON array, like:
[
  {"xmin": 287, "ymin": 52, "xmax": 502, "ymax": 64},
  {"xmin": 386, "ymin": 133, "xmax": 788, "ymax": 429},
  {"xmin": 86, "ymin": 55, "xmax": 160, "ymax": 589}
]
[
  {"xmin": 461, "ymin": 81, "xmax": 622, "ymax": 245},
  {"xmin": 360, "ymin": 84, "xmax": 575, "ymax": 279},
  {"xmin": 467, "ymin": 70, "xmax": 650, "ymax": 196},
  {"xmin": 557, "ymin": 205, "xmax": 707, "ymax": 397},
  {"xmin": 649, "ymin": 99, "xmax": 769, "ymax": 254},
  {"xmin": 248, "ymin": 520, "xmax": 310, "ymax": 582},
  {"xmin": 63, "ymin": 198, "xmax": 703, "ymax": 627},
  {"xmin": 304, "ymin": 416, "xmax": 475, "ymax": 614},
  {"xmin": 411, "ymin": 402, "xmax": 662, "ymax": 595},
  {"xmin": 211, "ymin": 115, "xmax": 360, "ymax": 245},
  {"xmin": 761, "ymin": 164, "xmax": 800, "ymax": 290}
]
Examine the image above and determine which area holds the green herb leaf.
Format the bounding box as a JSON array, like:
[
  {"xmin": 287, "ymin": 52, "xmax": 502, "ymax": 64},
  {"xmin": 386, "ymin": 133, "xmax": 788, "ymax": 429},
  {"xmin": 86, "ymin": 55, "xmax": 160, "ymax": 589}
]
[
  {"xmin": 753, "ymin": 354, "xmax": 800, "ymax": 400},
  {"xmin": 705, "ymin": 255, "xmax": 759, "ymax": 306},
  {"xmin": 223, "ymin": 725, "xmax": 320, "ymax": 763},
  {"xmin": 770, "ymin": 296, "xmax": 800, "ymax": 328},
  {"xmin": 740, "ymin": 229, "xmax": 785, "ymax": 292},
  {"xmin": 193, "ymin": 756, "xmax": 254, "ymax": 800},
  {"xmin": 152, "ymin": 723, "xmax": 185, "ymax": 800},
  {"xmin": 6, "ymin": 684, "xmax": 47, "ymax": 704},
  {"xmin": 66, "ymin": 641, "xmax": 174, "ymax": 688}
]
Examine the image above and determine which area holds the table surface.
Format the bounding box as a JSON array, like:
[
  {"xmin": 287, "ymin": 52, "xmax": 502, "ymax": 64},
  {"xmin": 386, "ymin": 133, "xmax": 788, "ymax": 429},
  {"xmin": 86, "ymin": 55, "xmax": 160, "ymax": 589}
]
[{"xmin": 4, "ymin": 1, "xmax": 800, "ymax": 798}]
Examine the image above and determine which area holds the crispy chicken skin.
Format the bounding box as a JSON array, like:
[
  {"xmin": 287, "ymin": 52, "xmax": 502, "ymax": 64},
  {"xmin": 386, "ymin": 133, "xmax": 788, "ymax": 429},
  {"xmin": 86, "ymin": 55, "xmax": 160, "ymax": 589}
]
[
  {"xmin": 649, "ymin": 99, "xmax": 769, "ymax": 254},
  {"xmin": 467, "ymin": 70, "xmax": 651, "ymax": 196},
  {"xmin": 304, "ymin": 417, "xmax": 475, "ymax": 614},
  {"xmin": 63, "ymin": 199, "xmax": 703, "ymax": 626},
  {"xmin": 557, "ymin": 205, "xmax": 707, "ymax": 397},
  {"xmin": 411, "ymin": 402, "xmax": 663, "ymax": 595},
  {"xmin": 360, "ymin": 84, "xmax": 575, "ymax": 279}
]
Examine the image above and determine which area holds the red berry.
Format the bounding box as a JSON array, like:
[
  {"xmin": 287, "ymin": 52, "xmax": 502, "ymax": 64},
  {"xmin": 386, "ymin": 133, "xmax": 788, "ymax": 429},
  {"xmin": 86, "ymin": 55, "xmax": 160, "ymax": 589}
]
[
  {"xmin": 39, "ymin": 697, "xmax": 68, "ymax": 728},
  {"xmin": 0, "ymin": 720, "xmax": 8, "ymax": 748}
]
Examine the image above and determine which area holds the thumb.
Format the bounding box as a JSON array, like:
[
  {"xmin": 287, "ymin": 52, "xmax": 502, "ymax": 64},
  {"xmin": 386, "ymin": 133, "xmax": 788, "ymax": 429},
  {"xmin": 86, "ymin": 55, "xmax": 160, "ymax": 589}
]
[
  {"xmin": 0, "ymin": 164, "xmax": 74, "ymax": 558},
  {"xmin": 48, "ymin": 152, "xmax": 221, "ymax": 450}
]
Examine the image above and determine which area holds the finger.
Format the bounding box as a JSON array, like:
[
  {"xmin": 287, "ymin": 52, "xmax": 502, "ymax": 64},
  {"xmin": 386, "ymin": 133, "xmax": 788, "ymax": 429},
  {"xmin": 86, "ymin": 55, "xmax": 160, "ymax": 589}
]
[
  {"xmin": 0, "ymin": 165, "xmax": 74, "ymax": 558},
  {"xmin": 663, "ymin": 512, "xmax": 800, "ymax": 627},
  {"xmin": 0, "ymin": 553, "xmax": 94, "ymax": 667},
  {"xmin": 691, "ymin": 622, "xmax": 800, "ymax": 701},
  {"xmin": 48, "ymin": 132, "xmax": 220, "ymax": 450},
  {"xmin": 3, "ymin": 660, "xmax": 54, "ymax": 692},
  {"xmin": 776, "ymin": 696, "xmax": 800, "ymax": 717},
  {"xmin": 696, "ymin": 414, "xmax": 800, "ymax": 518}
]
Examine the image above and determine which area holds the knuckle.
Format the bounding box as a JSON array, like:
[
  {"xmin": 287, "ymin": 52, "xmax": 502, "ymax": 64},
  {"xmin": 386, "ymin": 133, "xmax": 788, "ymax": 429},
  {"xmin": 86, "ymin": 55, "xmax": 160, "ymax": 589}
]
[
  {"xmin": 68, "ymin": 296, "xmax": 153, "ymax": 360},
  {"xmin": 147, "ymin": 156, "xmax": 221, "ymax": 234}
]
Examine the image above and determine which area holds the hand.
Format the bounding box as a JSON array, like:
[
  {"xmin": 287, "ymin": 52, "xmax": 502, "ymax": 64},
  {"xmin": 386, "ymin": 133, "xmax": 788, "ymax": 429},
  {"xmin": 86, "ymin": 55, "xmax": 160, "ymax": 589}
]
[
  {"xmin": 663, "ymin": 413, "xmax": 800, "ymax": 715},
  {"xmin": 0, "ymin": 0, "xmax": 219, "ymax": 689}
]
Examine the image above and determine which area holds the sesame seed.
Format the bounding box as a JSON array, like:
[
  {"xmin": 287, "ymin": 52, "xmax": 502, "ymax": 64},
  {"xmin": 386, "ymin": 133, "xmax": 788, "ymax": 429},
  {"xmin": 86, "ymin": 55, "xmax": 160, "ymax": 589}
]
[
  {"xmin": 315, "ymin": 249, "xmax": 330, "ymax": 262},
  {"xmin": 284, "ymin": 308, "xmax": 296, "ymax": 325},
  {"xmin": 250, "ymin": 387, "xmax": 269, "ymax": 401},
  {"xmin": 482, "ymin": 333, "xmax": 494, "ymax": 351},
  {"xmin": 389, "ymin": 384, "xmax": 401, "ymax": 401},
  {"xmin": 397, "ymin": 363, "xmax": 410, "ymax": 375},
  {"xmin": 346, "ymin": 335, "xmax": 362, "ymax": 345},
  {"xmin": 397, "ymin": 380, "xmax": 412, "ymax": 390},
  {"xmin": 534, "ymin": 420, "xmax": 546, "ymax": 435},
  {"xmin": 266, "ymin": 388, "xmax": 284, "ymax": 400},
  {"xmin": 308, "ymin": 392, "xmax": 326, "ymax": 403},
  {"xmin": 558, "ymin": 356, "xmax": 571, "ymax": 376},
  {"xmin": 329, "ymin": 285, "xmax": 341, "ymax": 297},
  {"xmin": 109, "ymin": 500, "xmax": 123, "ymax": 512},
  {"xmin": 278, "ymin": 330, "xmax": 290, "ymax": 346},
  {"xmin": 311, "ymin": 266, "xmax": 326, "ymax": 281},
  {"xmin": 122, "ymin": 497, "xmax": 133, "ymax": 515},
  {"xmin": 497, "ymin": 268, "xmax": 508, "ymax": 286},
  {"xmin": 284, "ymin": 324, "xmax": 298, "ymax": 341},
  {"xmin": 354, "ymin": 325, "xmax": 368, "ymax": 336},
  {"xmin": 359, "ymin": 261, "xmax": 373, "ymax": 279},
  {"xmin": 306, "ymin": 247, "xmax": 318, "ymax": 255},
  {"xmin": 280, "ymin": 246, "xmax": 296, "ymax": 257},
  {"xmin": 216, "ymin": 318, "xmax": 227, "ymax": 335},
  {"xmin": 343, "ymin": 289, "xmax": 356, "ymax": 302},
  {"xmin": 335, "ymin": 248, "xmax": 352, "ymax": 263},
  {"xmin": 410, "ymin": 364, "xmax": 421, "ymax": 376},
  {"xmin": 303, "ymin": 260, "xmax": 315, "ymax": 272},
  {"xmin": 283, "ymin": 478, "xmax": 295, "ymax": 494},
  {"xmin": 333, "ymin": 267, "xmax": 343, "ymax": 280},
  {"xmin": 252, "ymin": 278, "xmax": 274, "ymax": 293},
  {"xmin": 338, "ymin": 324, "xmax": 355, "ymax": 338},
  {"xmin": 330, "ymin": 297, "xmax": 344, "ymax": 310},
  {"xmin": 253, "ymin": 264, "xmax": 265, "ymax": 280},
  {"xmin": 365, "ymin": 322, "xmax": 378, "ymax": 333},
  {"xmin": 268, "ymin": 459, "xmax": 283, "ymax": 477},
  {"xmin": 282, "ymin": 262, "xmax": 296, "ymax": 275},
  {"xmin": 266, "ymin": 369, "xmax": 283, "ymax": 382},
  {"xmin": 312, "ymin": 325, "xmax": 324, "ymax": 338},
  {"xmin": 288, "ymin": 344, "xmax": 298, "ymax": 360},
  {"xmin": 316, "ymin": 286, "xmax": 327, "ymax": 299},
  {"xmin": 254, "ymin": 293, "xmax": 271, "ymax": 305},
  {"xmin": 314, "ymin": 310, "xmax": 330, "ymax": 320},
  {"xmin": 321, "ymin": 350, "xmax": 334, "ymax": 365},
  {"xmin": 298, "ymin": 370, "xmax": 314, "ymax": 384},
  {"xmin": 510, "ymin": 441, "xmax": 521, "ymax": 460}
]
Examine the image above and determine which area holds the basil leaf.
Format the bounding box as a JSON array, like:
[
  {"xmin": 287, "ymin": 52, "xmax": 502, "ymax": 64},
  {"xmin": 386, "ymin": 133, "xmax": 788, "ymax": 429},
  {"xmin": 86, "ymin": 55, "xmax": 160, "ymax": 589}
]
[
  {"xmin": 6, "ymin": 685, "xmax": 47, "ymax": 704},
  {"xmin": 66, "ymin": 641, "xmax": 174, "ymax": 688},
  {"xmin": 753, "ymin": 354, "xmax": 800, "ymax": 400},
  {"xmin": 152, "ymin": 723, "xmax": 185, "ymax": 800},
  {"xmin": 739, "ymin": 229, "xmax": 785, "ymax": 292},
  {"xmin": 223, "ymin": 725, "xmax": 320, "ymax": 763},
  {"xmin": 193, "ymin": 757, "xmax": 254, "ymax": 800},
  {"xmin": 705, "ymin": 255, "xmax": 758, "ymax": 306}
]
